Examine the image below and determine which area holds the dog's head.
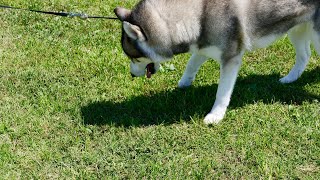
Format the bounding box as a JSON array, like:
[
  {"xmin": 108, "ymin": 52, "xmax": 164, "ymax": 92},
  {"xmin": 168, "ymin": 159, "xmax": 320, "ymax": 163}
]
[{"xmin": 114, "ymin": 7, "xmax": 167, "ymax": 78}]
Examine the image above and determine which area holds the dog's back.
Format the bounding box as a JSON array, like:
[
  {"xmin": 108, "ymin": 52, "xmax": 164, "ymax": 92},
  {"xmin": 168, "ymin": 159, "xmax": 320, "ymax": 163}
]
[{"xmin": 126, "ymin": 0, "xmax": 320, "ymax": 53}]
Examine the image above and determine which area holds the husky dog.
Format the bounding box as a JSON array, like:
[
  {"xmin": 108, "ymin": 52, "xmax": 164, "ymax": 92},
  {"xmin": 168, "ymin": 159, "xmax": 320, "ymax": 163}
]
[{"xmin": 114, "ymin": 0, "xmax": 320, "ymax": 124}]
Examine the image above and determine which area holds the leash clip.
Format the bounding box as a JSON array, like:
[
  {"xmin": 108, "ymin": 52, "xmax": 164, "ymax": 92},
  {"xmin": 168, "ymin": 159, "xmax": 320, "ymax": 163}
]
[{"xmin": 68, "ymin": 12, "xmax": 88, "ymax": 19}]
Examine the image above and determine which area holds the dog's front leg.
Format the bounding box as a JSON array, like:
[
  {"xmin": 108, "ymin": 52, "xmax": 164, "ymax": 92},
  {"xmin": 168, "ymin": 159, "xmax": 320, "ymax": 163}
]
[
  {"xmin": 204, "ymin": 54, "xmax": 243, "ymax": 124},
  {"xmin": 178, "ymin": 54, "xmax": 208, "ymax": 88},
  {"xmin": 280, "ymin": 24, "xmax": 312, "ymax": 84}
]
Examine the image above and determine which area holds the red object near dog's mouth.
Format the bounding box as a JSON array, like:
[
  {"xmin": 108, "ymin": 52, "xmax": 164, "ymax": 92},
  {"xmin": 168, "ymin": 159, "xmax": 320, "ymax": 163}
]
[{"xmin": 146, "ymin": 63, "xmax": 155, "ymax": 78}]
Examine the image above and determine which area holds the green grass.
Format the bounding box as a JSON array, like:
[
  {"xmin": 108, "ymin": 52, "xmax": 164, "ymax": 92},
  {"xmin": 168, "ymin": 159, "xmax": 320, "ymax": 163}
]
[{"xmin": 0, "ymin": 0, "xmax": 319, "ymax": 179}]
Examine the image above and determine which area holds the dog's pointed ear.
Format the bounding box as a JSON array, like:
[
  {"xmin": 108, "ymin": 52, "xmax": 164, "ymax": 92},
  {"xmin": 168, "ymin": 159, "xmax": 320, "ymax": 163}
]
[
  {"xmin": 123, "ymin": 21, "xmax": 146, "ymax": 41},
  {"xmin": 114, "ymin": 7, "xmax": 131, "ymax": 21}
]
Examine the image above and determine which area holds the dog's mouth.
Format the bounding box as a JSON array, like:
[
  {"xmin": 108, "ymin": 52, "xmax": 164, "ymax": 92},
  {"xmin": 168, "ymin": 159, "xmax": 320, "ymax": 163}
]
[{"xmin": 146, "ymin": 63, "xmax": 155, "ymax": 78}]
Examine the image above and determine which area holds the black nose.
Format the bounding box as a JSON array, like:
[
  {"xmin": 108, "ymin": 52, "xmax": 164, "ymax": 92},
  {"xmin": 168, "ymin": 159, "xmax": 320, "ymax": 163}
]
[
  {"xmin": 131, "ymin": 73, "xmax": 136, "ymax": 78},
  {"xmin": 147, "ymin": 63, "xmax": 156, "ymax": 74}
]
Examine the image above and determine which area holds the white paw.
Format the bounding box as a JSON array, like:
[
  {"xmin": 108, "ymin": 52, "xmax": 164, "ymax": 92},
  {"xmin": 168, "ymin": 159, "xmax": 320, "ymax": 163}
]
[
  {"xmin": 203, "ymin": 112, "xmax": 224, "ymax": 125},
  {"xmin": 279, "ymin": 76, "xmax": 297, "ymax": 84},
  {"xmin": 178, "ymin": 78, "xmax": 193, "ymax": 89}
]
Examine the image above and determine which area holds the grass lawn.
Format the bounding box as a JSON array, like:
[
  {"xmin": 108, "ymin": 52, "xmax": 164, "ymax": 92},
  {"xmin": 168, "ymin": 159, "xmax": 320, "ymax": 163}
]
[{"xmin": 0, "ymin": 0, "xmax": 319, "ymax": 179}]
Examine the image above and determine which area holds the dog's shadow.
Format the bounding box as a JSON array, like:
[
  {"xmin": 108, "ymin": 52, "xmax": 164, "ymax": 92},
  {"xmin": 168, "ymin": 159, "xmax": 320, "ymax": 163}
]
[{"xmin": 81, "ymin": 67, "xmax": 320, "ymax": 127}]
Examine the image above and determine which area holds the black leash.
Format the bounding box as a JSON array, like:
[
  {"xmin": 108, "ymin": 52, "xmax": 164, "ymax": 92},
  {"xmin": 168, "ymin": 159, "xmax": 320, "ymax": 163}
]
[{"xmin": 0, "ymin": 5, "xmax": 118, "ymax": 20}]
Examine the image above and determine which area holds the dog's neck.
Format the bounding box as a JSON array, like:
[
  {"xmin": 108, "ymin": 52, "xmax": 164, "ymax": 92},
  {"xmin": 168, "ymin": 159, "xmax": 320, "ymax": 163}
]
[{"xmin": 131, "ymin": 0, "xmax": 204, "ymax": 56}]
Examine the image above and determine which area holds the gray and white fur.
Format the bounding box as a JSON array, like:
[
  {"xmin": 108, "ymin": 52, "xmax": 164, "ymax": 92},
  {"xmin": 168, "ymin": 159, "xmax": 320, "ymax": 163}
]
[{"xmin": 114, "ymin": 0, "xmax": 320, "ymax": 124}]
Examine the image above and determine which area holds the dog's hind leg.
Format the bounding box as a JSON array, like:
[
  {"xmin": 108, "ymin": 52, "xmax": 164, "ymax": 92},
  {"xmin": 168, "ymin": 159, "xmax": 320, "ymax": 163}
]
[
  {"xmin": 204, "ymin": 53, "xmax": 243, "ymax": 124},
  {"xmin": 280, "ymin": 24, "xmax": 312, "ymax": 84},
  {"xmin": 178, "ymin": 54, "xmax": 208, "ymax": 88},
  {"xmin": 312, "ymin": 8, "xmax": 320, "ymax": 55}
]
